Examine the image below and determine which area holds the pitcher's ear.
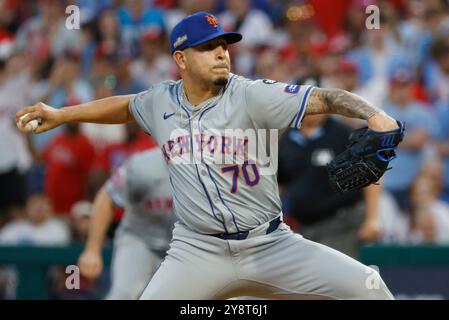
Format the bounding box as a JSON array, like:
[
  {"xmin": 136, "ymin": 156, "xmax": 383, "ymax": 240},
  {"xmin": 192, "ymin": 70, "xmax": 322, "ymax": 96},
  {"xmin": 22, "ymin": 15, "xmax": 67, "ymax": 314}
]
[{"xmin": 173, "ymin": 51, "xmax": 186, "ymax": 70}]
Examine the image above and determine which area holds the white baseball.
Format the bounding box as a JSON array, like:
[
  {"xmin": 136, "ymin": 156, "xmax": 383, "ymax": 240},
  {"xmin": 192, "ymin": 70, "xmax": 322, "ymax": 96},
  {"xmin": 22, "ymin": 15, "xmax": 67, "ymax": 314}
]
[{"xmin": 17, "ymin": 114, "xmax": 39, "ymax": 133}]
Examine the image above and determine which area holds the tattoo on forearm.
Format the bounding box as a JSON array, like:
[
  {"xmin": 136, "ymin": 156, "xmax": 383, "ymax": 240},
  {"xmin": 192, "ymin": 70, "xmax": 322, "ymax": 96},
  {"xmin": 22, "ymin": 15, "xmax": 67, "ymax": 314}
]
[{"xmin": 306, "ymin": 88, "xmax": 382, "ymax": 120}]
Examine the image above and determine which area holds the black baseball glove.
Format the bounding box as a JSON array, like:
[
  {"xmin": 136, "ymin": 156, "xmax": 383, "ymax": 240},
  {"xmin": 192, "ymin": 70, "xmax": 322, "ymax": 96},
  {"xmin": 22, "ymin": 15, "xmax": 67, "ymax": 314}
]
[{"xmin": 327, "ymin": 120, "xmax": 405, "ymax": 193}]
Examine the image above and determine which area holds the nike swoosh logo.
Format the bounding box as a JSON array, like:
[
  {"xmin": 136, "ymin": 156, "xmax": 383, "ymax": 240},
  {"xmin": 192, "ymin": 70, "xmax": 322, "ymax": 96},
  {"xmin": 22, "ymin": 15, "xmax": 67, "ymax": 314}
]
[{"xmin": 163, "ymin": 112, "xmax": 175, "ymax": 120}]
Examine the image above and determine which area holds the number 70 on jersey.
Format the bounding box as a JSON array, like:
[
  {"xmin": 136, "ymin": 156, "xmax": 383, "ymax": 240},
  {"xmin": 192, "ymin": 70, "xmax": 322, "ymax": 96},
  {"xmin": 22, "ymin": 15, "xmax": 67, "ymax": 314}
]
[{"xmin": 221, "ymin": 161, "xmax": 260, "ymax": 193}]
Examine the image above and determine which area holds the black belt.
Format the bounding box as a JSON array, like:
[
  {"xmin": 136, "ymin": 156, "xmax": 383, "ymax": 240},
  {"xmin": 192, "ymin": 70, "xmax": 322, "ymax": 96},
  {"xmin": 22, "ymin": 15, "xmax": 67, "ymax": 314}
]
[{"xmin": 211, "ymin": 217, "xmax": 282, "ymax": 240}]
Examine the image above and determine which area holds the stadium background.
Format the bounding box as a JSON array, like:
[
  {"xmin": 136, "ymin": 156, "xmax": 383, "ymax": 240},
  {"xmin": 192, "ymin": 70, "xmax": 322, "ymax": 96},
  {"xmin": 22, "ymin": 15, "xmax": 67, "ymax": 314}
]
[{"xmin": 0, "ymin": 0, "xmax": 449, "ymax": 299}]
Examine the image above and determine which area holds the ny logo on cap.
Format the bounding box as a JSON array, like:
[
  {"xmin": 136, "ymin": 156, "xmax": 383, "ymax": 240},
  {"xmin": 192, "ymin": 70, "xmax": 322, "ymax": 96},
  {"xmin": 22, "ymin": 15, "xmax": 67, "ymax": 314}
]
[{"xmin": 205, "ymin": 15, "xmax": 218, "ymax": 28}]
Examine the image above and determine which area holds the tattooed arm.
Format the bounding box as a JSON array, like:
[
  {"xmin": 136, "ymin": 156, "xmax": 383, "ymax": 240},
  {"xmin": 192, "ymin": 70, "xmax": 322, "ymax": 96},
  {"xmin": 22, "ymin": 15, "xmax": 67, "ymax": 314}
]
[{"xmin": 306, "ymin": 88, "xmax": 399, "ymax": 131}]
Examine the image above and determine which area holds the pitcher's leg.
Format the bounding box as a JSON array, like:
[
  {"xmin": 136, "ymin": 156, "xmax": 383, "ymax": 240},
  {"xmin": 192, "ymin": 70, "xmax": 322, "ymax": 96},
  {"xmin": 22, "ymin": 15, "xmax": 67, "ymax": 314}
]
[
  {"xmin": 139, "ymin": 225, "xmax": 237, "ymax": 300},
  {"xmin": 240, "ymin": 225, "xmax": 393, "ymax": 300}
]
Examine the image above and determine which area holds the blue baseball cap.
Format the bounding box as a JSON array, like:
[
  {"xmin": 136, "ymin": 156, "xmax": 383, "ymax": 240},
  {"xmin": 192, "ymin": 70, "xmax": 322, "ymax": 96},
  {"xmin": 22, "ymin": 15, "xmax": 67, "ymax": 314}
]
[{"xmin": 170, "ymin": 12, "xmax": 242, "ymax": 54}]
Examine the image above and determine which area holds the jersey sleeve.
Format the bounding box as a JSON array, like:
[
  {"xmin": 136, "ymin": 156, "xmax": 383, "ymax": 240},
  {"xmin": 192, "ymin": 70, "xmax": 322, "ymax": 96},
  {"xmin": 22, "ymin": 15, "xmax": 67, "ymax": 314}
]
[
  {"xmin": 245, "ymin": 79, "xmax": 315, "ymax": 130},
  {"xmin": 129, "ymin": 88, "xmax": 155, "ymax": 136},
  {"xmin": 105, "ymin": 164, "xmax": 129, "ymax": 209}
]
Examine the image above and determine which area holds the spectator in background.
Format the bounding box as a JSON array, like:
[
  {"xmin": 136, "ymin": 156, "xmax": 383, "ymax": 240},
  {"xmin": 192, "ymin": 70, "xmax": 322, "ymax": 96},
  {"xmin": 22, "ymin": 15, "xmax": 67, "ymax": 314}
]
[
  {"xmin": 164, "ymin": 0, "xmax": 216, "ymax": 33},
  {"xmin": 0, "ymin": 192, "xmax": 70, "ymax": 245},
  {"xmin": 74, "ymin": 0, "xmax": 113, "ymax": 25},
  {"xmin": 0, "ymin": 0, "xmax": 30, "ymax": 35},
  {"xmin": 93, "ymin": 8, "xmax": 122, "ymax": 60},
  {"xmin": 117, "ymin": 0, "xmax": 166, "ymax": 57},
  {"xmin": 413, "ymin": 156, "xmax": 449, "ymax": 241},
  {"xmin": 252, "ymin": 47, "xmax": 289, "ymax": 82},
  {"xmin": 428, "ymin": 37, "xmax": 449, "ymax": 106},
  {"xmin": 14, "ymin": 0, "xmax": 81, "ymax": 62},
  {"xmin": 31, "ymin": 55, "xmax": 93, "ymax": 152},
  {"xmin": 26, "ymin": 57, "xmax": 54, "ymax": 105},
  {"xmin": 419, "ymin": 156, "xmax": 447, "ymax": 202},
  {"xmin": 0, "ymin": 191, "xmax": 71, "ymax": 299},
  {"xmin": 378, "ymin": 189, "xmax": 409, "ymax": 244},
  {"xmin": 333, "ymin": 59, "xmax": 359, "ymax": 93},
  {"xmin": 417, "ymin": 1, "xmax": 449, "ymax": 93},
  {"xmin": 331, "ymin": 58, "xmax": 384, "ymax": 129},
  {"xmin": 377, "ymin": 0, "xmax": 404, "ymax": 45},
  {"xmin": 408, "ymin": 172, "xmax": 449, "ymax": 244},
  {"xmin": 0, "ymin": 6, "xmax": 15, "ymax": 54},
  {"xmin": 219, "ymin": 0, "xmax": 274, "ymax": 76},
  {"xmin": 45, "ymin": 55, "xmax": 93, "ymax": 109},
  {"xmin": 312, "ymin": 36, "xmax": 350, "ymax": 88},
  {"xmin": 42, "ymin": 122, "xmax": 95, "ymax": 217},
  {"xmin": 79, "ymin": 8, "xmax": 123, "ymax": 79},
  {"xmin": 382, "ymin": 68, "xmax": 439, "ymax": 211},
  {"xmin": 434, "ymin": 102, "xmax": 449, "ymax": 202},
  {"xmin": 347, "ymin": 21, "xmax": 410, "ymax": 107},
  {"xmin": 0, "ymin": 52, "xmax": 32, "ymax": 227},
  {"xmin": 89, "ymin": 55, "xmax": 116, "ymax": 86},
  {"xmin": 219, "ymin": 0, "xmax": 273, "ymax": 48},
  {"xmin": 70, "ymin": 200, "xmax": 92, "ymax": 244},
  {"xmin": 341, "ymin": 0, "xmax": 367, "ymax": 49},
  {"xmin": 112, "ymin": 57, "xmax": 146, "ymax": 95},
  {"xmin": 399, "ymin": 0, "xmax": 432, "ymax": 68},
  {"xmin": 277, "ymin": 5, "xmax": 322, "ymax": 82},
  {"xmin": 129, "ymin": 28, "xmax": 176, "ymax": 88}
]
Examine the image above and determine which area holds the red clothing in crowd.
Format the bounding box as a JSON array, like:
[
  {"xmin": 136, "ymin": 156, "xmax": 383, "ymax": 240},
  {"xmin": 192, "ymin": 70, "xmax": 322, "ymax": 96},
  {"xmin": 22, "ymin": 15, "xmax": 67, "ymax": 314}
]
[
  {"xmin": 309, "ymin": 0, "xmax": 352, "ymax": 37},
  {"xmin": 43, "ymin": 133, "xmax": 95, "ymax": 215},
  {"xmin": 94, "ymin": 132, "xmax": 157, "ymax": 173}
]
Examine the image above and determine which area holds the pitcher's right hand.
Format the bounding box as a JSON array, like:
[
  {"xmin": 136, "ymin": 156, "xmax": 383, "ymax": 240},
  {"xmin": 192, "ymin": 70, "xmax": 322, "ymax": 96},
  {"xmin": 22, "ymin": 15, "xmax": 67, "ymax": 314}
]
[{"xmin": 15, "ymin": 102, "xmax": 64, "ymax": 134}]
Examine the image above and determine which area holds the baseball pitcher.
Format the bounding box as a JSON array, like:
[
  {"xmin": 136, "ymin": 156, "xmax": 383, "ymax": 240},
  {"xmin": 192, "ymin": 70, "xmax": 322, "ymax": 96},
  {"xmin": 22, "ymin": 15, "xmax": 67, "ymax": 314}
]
[{"xmin": 18, "ymin": 12, "xmax": 403, "ymax": 299}]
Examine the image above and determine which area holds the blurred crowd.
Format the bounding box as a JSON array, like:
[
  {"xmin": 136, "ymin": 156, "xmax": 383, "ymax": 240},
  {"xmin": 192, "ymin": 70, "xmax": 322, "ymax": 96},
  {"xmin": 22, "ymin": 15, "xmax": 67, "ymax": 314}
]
[{"xmin": 0, "ymin": 0, "xmax": 449, "ymax": 260}]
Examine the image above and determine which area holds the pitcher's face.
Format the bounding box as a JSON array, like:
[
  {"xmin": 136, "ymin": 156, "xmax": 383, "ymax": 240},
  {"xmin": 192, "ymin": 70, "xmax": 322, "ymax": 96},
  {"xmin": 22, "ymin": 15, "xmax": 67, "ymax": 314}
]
[{"xmin": 175, "ymin": 37, "xmax": 231, "ymax": 87}]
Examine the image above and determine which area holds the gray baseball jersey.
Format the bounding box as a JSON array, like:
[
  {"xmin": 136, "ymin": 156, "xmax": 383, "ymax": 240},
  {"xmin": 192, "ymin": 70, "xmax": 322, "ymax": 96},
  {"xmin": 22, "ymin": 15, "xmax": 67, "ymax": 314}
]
[
  {"xmin": 129, "ymin": 74, "xmax": 314, "ymax": 235},
  {"xmin": 106, "ymin": 149, "xmax": 175, "ymax": 251}
]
